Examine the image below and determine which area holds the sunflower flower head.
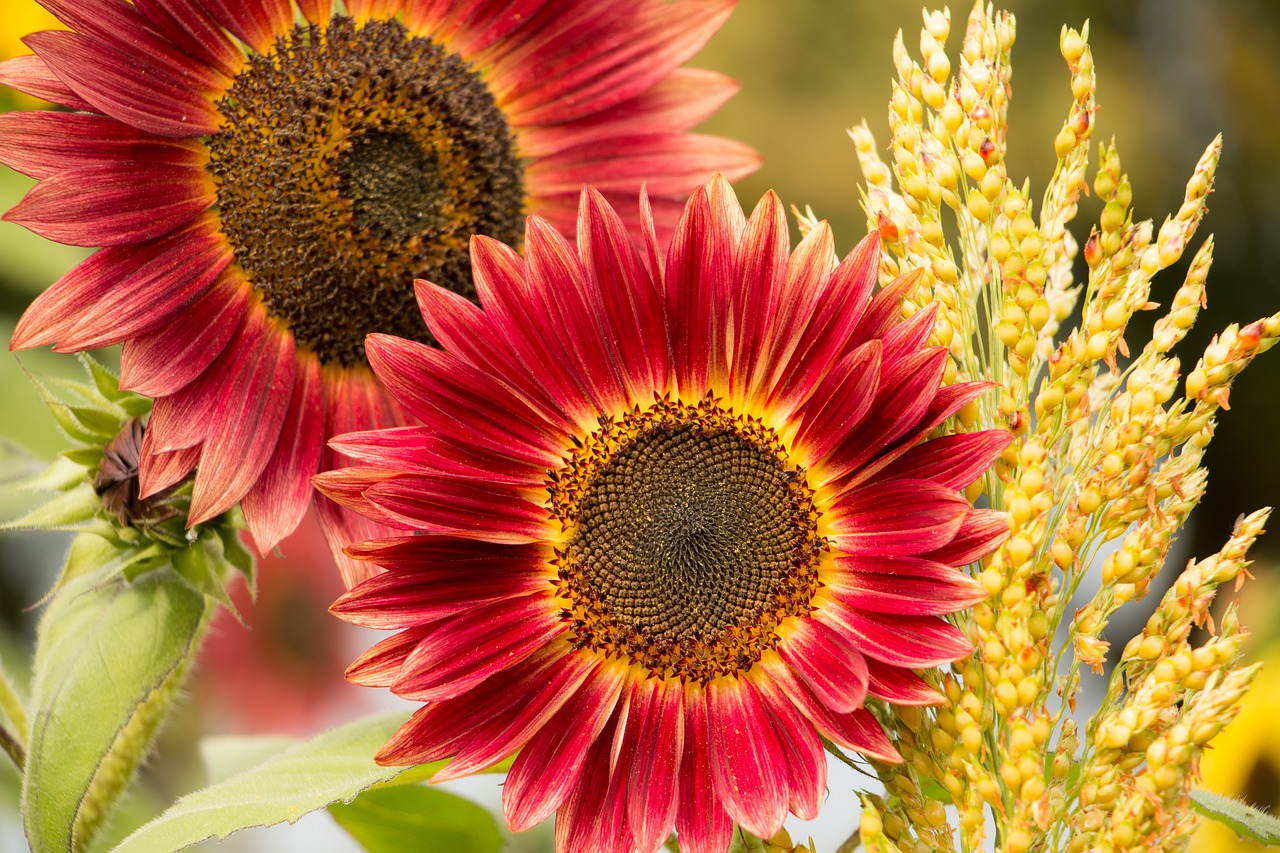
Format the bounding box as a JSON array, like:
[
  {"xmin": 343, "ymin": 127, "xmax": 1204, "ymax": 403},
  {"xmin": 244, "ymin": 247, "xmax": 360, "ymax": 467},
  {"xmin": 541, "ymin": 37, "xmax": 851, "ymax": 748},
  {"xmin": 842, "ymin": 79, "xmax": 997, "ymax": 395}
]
[
  {"xmin": 315, "ymin": 177, "xmax": 1010, "ymax": 853},
  {"xmin": 0, "ymin": 0, "xmax": 760, "ymax": 582}
]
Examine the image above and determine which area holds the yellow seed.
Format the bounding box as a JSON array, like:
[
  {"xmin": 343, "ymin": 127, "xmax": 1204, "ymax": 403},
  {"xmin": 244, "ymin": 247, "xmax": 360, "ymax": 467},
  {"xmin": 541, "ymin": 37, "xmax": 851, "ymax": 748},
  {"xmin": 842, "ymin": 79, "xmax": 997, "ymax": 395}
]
[
  {"xmin": 967, "ymin": 189, "xmax": 992, "ymax": 222},
  {"xmin": 1054, "ymin": 124, "xmax": 1076, "ymax": 159},
  {"xmin": 1186, "ymin": 368, "xmax": 1208, "ymax": 399},
  {"xmin": 1086, "ymin": 331, "xmax": 1109, "ymax": 360},
  {"xmin": 1010, "ymin": 727, "xmax": 1035, "ymax": 755},
  {"xmin": 1137, "ymin": 635, "xmax": 1164, "ymax": 660},
  {"xmin": 1103, "ymin": 301, "xmax": 1127, "ymax": 331},
  {"xmin": 1000, "ymin": 762, "xmax": 1022, "ymax": 791},
  {"xmin": 1101, "ymin": 723, "xmax": 1130, "ymax": 749},
  {"xmin": 1079, "ymin": 487, "xmax": 1103, "ymax": 514}
]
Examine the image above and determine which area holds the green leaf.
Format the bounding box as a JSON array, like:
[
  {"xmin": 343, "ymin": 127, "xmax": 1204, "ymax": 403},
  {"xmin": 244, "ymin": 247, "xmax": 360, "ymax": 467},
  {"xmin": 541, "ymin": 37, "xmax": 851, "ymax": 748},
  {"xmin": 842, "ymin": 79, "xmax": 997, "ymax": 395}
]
[
  {"xmin": 330, "ymin": 785, "xmax": 503, "ymax": 853},
  {"xmin": 1190, "ymin": 787, "xmax": 1280, "ymax": 845},
  {"xmin": 199, "ymin": 734, "xmax": 299, "ymax": 785},
  {"xmin": 22, "ymin": 569, "xmax": 209, "ymax": 853},
  {"xmin": 110, "ymin": 709, "xmax": 414, "ymax": 853}
]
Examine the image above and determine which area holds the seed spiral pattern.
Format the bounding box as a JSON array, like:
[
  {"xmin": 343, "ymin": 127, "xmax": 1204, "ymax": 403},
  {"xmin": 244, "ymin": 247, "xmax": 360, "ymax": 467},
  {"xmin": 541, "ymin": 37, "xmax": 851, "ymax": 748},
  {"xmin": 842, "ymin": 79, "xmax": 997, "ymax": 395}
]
[{"xmin": 549, "ymin": 395, "xmax": 825, "ymax": 683}]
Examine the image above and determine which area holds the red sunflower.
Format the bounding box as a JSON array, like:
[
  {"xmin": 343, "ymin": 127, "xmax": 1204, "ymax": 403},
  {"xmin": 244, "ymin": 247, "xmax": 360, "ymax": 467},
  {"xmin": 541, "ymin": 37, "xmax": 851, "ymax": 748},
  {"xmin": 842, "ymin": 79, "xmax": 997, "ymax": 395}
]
[
  {"xmin": 0, "ymin": 0, "xmax": 759, "ymax": 584},
  {"xmin": 315, "ymin": 177, "xmax": 1010, "ymax": 853}
]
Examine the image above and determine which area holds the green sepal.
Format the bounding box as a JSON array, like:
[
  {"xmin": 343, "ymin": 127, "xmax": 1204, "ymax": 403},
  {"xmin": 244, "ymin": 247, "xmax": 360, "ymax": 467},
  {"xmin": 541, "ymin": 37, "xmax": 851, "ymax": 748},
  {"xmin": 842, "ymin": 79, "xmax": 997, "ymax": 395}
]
[
  {"xmin": 170, "ymin": 535, "xmax": 240, "ymax": 618},
  {"xmin": 40, "ymin": 397, "xmax": 111, "ymax": 447},
  {"xmin": 62, "ymin": 406, "xmax": 123, "ymax": 442},
  {"xmin": 329, "ymin": 785, "xmax": 503, "ymax": 853},
  {"xmin": 110, "ymin": 709, "xmax": 414, "ymax": 853},
  {"xmin": 77, "ymin": 355, "xmax": 130, "ymax": 406},
  {"xmin": 1190, "ymin": 787, "xmax": 1280, "ymax": 845},
  {"xmin": 727, "ymin": 828, "xmax": 770, "ymax": 853},
  {"xmin": 0, "ymin": 437, "xmax": 44, "ymax": 486},
  {"xmin": 22, "ymin": 566, "xmax": 209, "ymax": 853},
  {"xmin": 61, "ymin": 447, "xmax": 105, "ymax": 468},
  {"xmin": 18, "ymin": 455, "xmax": 88, "ymax": 495},
  {"xmin": 216, "ymin": 523, "xmax": 256, "ymax": 591},
  {"xmin": 1, "ymin": 483, "xmax": 106, "ymax": 532}
]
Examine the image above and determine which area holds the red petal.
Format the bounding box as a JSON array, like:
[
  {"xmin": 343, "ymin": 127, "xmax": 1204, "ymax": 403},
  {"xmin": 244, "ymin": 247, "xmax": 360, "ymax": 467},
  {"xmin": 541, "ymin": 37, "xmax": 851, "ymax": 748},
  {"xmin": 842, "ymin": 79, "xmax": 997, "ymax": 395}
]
[
  {"xmin": 119, "ymin": 272, "xmax": 249, "ymax": 396},
  {"xmin": 331, "ymin": 555, "xmax": 545, "ymax": 629},
  {"xmin": 433, "ymin": 648, "xmax": 596, "ymax": 782},
  {"xmin": 871, "ymin": 429, "xmax": 1012, "ymax": 490},
  {"xmin": 663, "ymin": 180, "xmax": 738, "ymax": 396},
  {"xmin": 764, "ymin": 230, "xmax": 880, "ymax": 415},
  {"xmin": 405, "ymin": 0, "xmax": 549, "ymax": 59},
  {"xmin": 526, "ymin": 133, "xmax": 760, "ymax": 198},
  {"xmin": 391, "ymin": 593, "xmax": 562, "ymax": 701},
  {"xmin": 503, "ymin": 662, "xmax": 625, "ymax": 831},
  {"xmin": 24, "ymin": 30, "xmax": 218, "ymax": 136},
  {"xmin": 135, "ymin": 442, "xmax": 200, "ymax": 498},
  {"xmin": 756, "ymin": 661, "xmax": 902, "ymax": 763},
  {"xmin": 12, "ymin": 217, "xmax": 228, "ymax": 351},
  {"xmin": 791, "ymin": 340, "xmax": 882, "ymax": 466},
  {"xmin": 778, "ymin": 616, "xmax": 869, "ymax": 714},
  {"xmin": 341, "ymin": 534, "xmax": 550, "ymax": 576},
  {"xmin": 728, "ymin": 190, "xmax": 789, "ymax": 399},
  {"xmin": 865, "ymin": 658, "xmax": 944, "ymax": 706},
  {"xmin": 675, "ymin": 687, "xmax": 733, "ymax": 853},
  {"xmin": 815, "ymin": 346, "xmax": 948, "ymax": 483},
  {"xmin": 198, "ymin": 0, "xmax": 292, "ymax": 54},
  {"xmin": 317, "ymin": 367, "xmax": 406, "ymax": 589},
  {"xmin": 363, "ymin": 475, "xmax": 550, "ymax": 542},
  {"xmin": 413, "ymin": 280, "xmax": 570, "ymax": 430},
  {"xmin": 133, "ymin": 0, "xmax": 246, "ymax": 78},
  {"xmin": 921, "ymin": 508, "xmax": 1011, "ymax": 566},
  {"xmin": 241, "ymin": 351, "xmax": 325, "ymax": 553},
  {"xmin": 525, "ymin": 214, "xmax": 628, "ymax": 414},
  {"xmin": 832, "ymin": 610, "xmax": 973, "ymax": 668},
  {"xmin": 518, "ymin": 68, "xmax": 738, "ymax": 158},
  {"xmin": 0, "ymin": 112, "xmax": 206, "ymax": 180},
  {"xmin": 364, "ymin": 333, "xmax": 564, "ymax": 464},
  {"xmin": 504, "ymin": 0, "xmax": 735, "ymax": 125},
  {"xmin": 625, "ymin": 678, "xmax": 683, "ymax": 853},
  {"xmin": 35, "ymin": 0, "xmax": 230, "ymax": 92},
  {"xmin": 343, "ymin": 625, "xmax": 431, "ymax": 687},
  {"xmin": 0, "ymin": 55, "xmax": 94, "ymax": 110},
  {"xmin": 187, "ymin": 313, "xmax": 295, "ymax": 525},
  {"xmin": 825, "ymin": 557, "xmax": 987, "ymax": 616},
  {"xmin": 576, "ymin": 187, "xmax": 669, "ymax": 398},
  {"xmin": 555, "ymin": 715, "xmax": 618, "ymax": 853},
  {"xmin": 757, "ymin": 683, "xmax": 826, "ymax": 820},
  {"xmin": 5, "ymin": 162, "xmax": 214, "ymax": 247},
  {"xmin": 829, "ymin": 480, "xmax": 969, "ymax": 557},
  {"xmin": 707, "ymin": 679, "xmax": 788, "ymax": 839}
]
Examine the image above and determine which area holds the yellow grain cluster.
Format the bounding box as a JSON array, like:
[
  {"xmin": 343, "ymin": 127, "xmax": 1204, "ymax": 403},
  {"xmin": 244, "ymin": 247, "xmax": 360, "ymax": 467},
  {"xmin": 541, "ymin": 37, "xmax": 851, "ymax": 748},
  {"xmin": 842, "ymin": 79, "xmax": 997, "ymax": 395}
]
[{"xmin": 848, "ymin": 3, "xmax": 1278, "ymax": 850}]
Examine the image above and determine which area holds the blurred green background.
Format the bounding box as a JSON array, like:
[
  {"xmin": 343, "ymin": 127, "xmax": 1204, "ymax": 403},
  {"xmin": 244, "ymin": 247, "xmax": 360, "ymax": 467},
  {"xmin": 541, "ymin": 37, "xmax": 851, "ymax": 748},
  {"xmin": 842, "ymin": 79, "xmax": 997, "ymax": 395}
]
[{"xmin": 1, "ymin": 1, "xmax": 1278, "ymax": 850}]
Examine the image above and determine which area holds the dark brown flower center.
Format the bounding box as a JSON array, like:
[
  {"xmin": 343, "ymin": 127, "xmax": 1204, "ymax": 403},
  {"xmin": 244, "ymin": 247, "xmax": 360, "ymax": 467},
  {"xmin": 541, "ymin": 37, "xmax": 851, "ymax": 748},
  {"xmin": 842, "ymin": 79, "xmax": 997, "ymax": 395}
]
[
  {"xmin": 550, "ymin": 396, "xmax": 824, "ymax": 683},
  {"xmin": 208, "ymin": 16, "xmax": 524, "ymax": 367}
]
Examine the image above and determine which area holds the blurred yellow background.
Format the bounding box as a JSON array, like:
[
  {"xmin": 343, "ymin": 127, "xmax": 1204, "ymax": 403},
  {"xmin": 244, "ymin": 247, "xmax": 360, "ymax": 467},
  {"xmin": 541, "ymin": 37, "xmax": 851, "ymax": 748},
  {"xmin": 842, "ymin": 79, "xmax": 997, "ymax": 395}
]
[{"xmin": 1, "ymin": 0, "xmax": 1278, "ymax": 849}]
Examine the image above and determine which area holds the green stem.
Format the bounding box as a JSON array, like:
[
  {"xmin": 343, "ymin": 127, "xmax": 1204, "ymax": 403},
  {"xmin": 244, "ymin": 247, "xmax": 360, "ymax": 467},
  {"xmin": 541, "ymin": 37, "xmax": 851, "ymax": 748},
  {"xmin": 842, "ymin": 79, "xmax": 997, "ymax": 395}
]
[
  {"xmin": 0, "ymin": 659, "xmax": 28, "ymax": 753},
  {"xmin": 0, "ymin": 722, "xmax": 24, "ymax": 771}
]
